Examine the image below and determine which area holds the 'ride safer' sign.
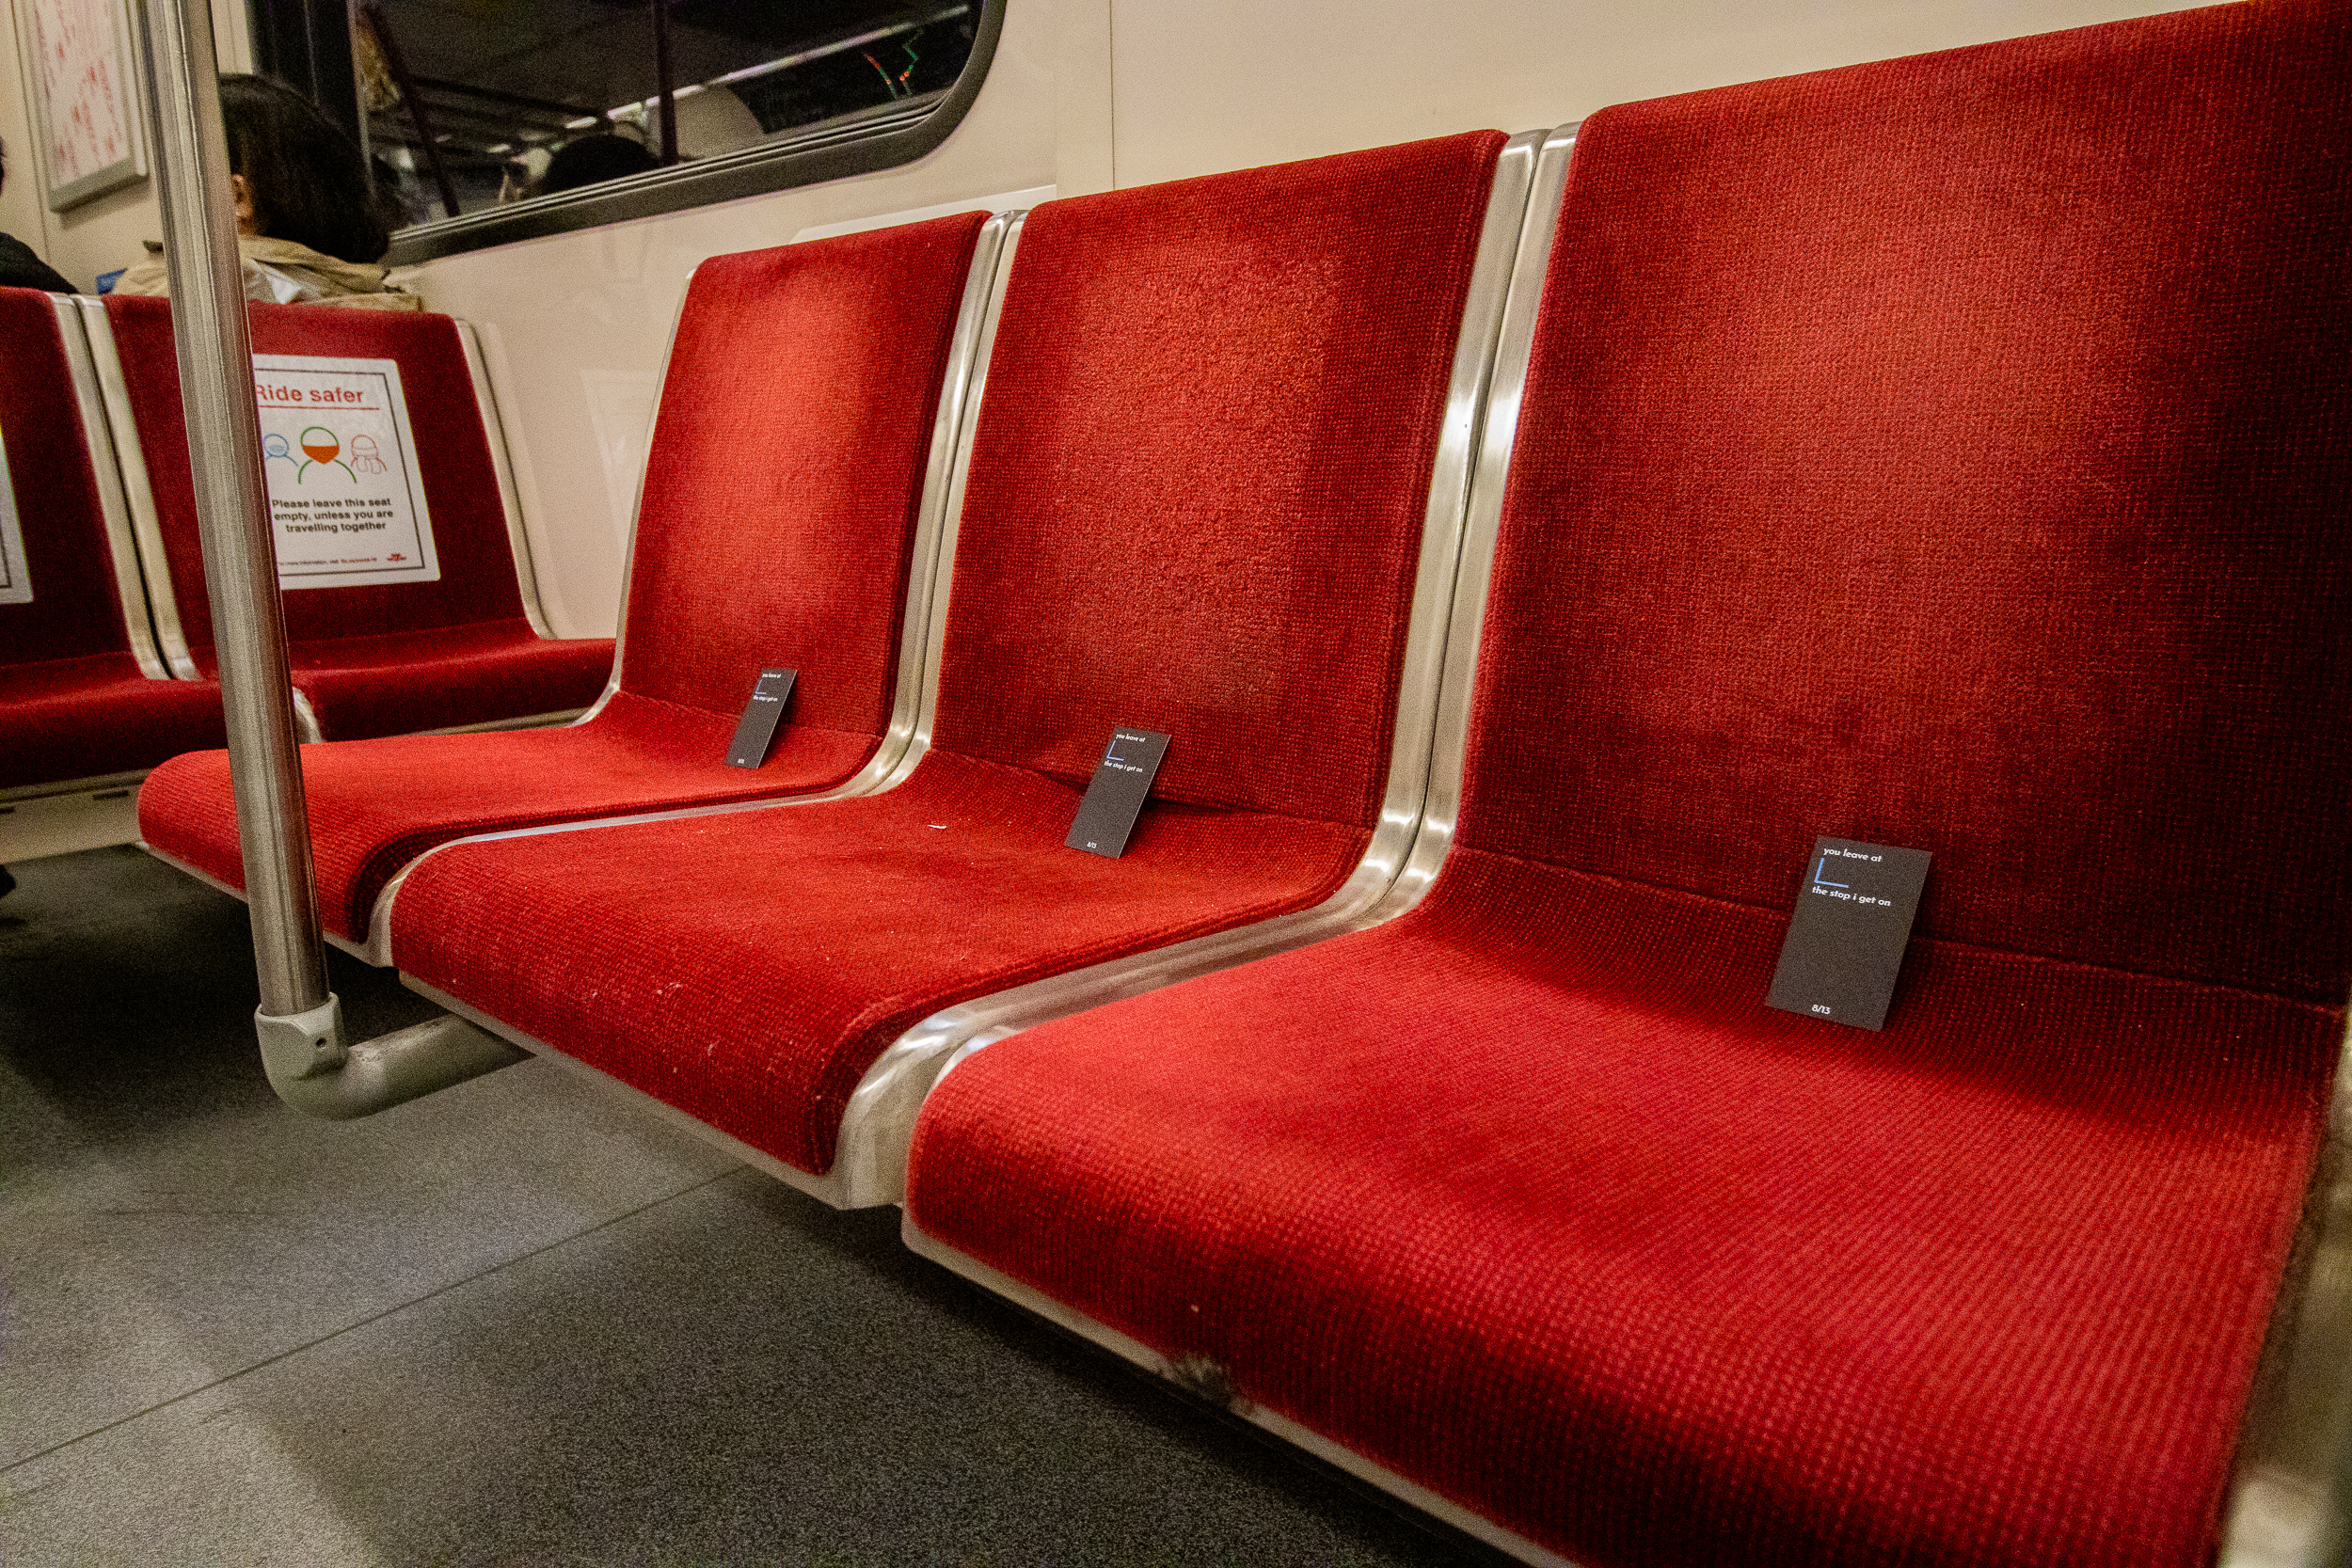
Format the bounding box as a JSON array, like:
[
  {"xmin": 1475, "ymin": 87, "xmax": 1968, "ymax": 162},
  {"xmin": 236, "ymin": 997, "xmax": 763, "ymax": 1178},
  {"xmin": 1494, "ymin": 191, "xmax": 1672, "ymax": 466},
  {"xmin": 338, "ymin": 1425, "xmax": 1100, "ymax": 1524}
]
[{"xmin": 251, "ymin": 356, "xmax": 439, "ymax": 589}]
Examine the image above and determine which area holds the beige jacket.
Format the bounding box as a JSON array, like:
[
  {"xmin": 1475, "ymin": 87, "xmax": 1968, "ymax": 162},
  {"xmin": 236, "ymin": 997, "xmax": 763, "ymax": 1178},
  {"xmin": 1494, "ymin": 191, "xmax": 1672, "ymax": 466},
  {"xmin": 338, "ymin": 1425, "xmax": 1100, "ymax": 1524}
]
[{"xmin": 112, "ymin": 234, "xmax": 422, "ymax": 311}]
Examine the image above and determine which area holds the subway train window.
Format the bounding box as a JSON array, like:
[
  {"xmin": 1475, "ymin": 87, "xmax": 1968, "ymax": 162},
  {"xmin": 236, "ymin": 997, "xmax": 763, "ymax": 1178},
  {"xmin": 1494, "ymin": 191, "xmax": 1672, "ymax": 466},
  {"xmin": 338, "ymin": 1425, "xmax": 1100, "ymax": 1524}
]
[{"xmin": 248, "ymin": 0, "xmax": 1001, "ymax": 261}]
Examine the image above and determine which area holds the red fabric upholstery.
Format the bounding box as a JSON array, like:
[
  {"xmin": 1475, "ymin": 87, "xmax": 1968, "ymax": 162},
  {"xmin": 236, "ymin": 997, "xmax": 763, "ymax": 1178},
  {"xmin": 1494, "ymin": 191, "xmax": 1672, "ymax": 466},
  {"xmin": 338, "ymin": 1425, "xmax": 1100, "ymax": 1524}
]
[
  {"xmin": 0, "ymin": 289, "xmax": 139, "ymax": 671},
  {"xmin": 393, "ymin": 134, "xmax": 1509, "ymax": 1174},
  {"xmin": 618, "ymin": 215, "xmax": 990, "ymax": 730},
  {"xmin": 103, "ymin": 294, "xmax": 612, "ymax": 737},
  {"xmin": 0, "ymin": 654, "xmax": 226, "ymax": 787},
  {"xmin": 110, "ymin": 297, "xmax": 528, "ymax": 646},
  {"xmin": 930, "ymin": 135, "xmax": 1497, "ymax": 820},
  {"xmin": 141, "ymin": 693, "xmax": 880, "ymax": 941},
  {"xmin": 910, "ymin": 862, "xmax": 2335, "ymax": 1568},
  {"xmin": 0, "ymin": 287, "xmax": 225, "ymax": 786},
  {"xmin": 137, "ymin": 214, "xmax": 991, "ymax": 939},
  {"xmin": 398, "ymin": 756, "xmax": 1368, "ymax": 1169},
  {"xmin": 1458, "ymin": 2, "xmax": 2352, "ymax": 1001},
  {"xmin": 191, "ymin": 619, "xmax": 614, "ymax": 738},
  {"xmin": 908, "ymin": 6, "xmax": 2352, "ymax": 1565}
]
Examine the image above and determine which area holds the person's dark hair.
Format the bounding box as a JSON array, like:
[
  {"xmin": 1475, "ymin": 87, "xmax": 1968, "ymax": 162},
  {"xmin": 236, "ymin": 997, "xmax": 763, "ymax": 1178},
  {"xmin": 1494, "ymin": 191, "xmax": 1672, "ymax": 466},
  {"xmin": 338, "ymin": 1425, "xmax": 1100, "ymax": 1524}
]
[
  {"xmin": 540, "ymin": 134, "xmax": 658, "ymax": 196},
  {"xmin": 219, "ymin": 74, "xmax": 389, "ymax": 262}
]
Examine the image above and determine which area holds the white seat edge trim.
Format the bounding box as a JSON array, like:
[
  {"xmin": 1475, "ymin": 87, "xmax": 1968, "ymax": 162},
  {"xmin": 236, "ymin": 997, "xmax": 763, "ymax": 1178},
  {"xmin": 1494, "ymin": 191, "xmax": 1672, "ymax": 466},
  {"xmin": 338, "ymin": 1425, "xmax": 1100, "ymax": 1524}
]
[
  {"xmin": 52, "ymin": 295, "xmax": 173, "ymax": 682},
  {"xmin": 898, "ymin": 1212, "xmax": 1582, "ymax": 1568},
  {"xmin": 406, "ymin": 974, "xmax": 855, "ymax": 1207},
  {"xmin": 72, "ymin": 296, "xmax": 200, "ymax": 679},
  {"xmin": 2221, "ymin": 1007, "xmax": 2352, "ymax": 1567},
  {"xmin": 453, "ymin": 320, "xmax": 559, "ymax": 641}
]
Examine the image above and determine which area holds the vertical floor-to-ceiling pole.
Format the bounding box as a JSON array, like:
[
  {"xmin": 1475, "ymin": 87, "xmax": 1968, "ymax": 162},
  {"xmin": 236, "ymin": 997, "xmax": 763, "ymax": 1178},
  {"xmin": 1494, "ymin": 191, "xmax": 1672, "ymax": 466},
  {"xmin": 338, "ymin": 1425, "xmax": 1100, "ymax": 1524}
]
[
  {"xmin": 134, "ymin": 0, "xmax": 326, "ymax": 1023},
  {"xmin": 130, "ymin": 0, "xmax": 523, "ymax": 1117}
]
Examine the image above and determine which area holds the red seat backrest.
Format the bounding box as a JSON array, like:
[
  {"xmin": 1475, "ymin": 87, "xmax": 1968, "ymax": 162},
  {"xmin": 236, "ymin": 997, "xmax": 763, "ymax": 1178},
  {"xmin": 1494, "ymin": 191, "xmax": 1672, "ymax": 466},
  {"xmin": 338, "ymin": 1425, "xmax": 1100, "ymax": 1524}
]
[
  {"xmin": 0, "ymin": 288, "xmax": 142, "ymax": 671},
  {"xmin": 106, "ymin": 295, "xmax": 527, "ymax": 654},
  {"xmin": 934, "ymin": 133, "xmax": 1505, "ymax": 826},
  {"xmin": 1466, "ymin": 0, "xmax": 2352, "ymax": 1002},
  {"xmin": 616, "ymin": 212, "xmax": 988, "ymax": 733}
]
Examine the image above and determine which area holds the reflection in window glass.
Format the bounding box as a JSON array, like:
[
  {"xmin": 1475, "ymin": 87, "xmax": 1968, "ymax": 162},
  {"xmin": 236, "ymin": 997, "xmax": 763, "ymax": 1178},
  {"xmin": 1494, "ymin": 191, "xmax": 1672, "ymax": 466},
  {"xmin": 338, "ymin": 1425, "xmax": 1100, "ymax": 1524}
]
[{"xmin": 352, "ymin": 2, "xmax": 978, "ymax": 225}]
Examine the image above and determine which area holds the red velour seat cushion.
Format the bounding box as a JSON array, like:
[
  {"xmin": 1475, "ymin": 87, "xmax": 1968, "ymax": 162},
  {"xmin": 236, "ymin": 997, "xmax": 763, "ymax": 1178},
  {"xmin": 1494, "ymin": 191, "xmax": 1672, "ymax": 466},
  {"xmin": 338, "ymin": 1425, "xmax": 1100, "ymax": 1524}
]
[
  {"xmin": 398, "ymin": 755, "xmax": 1370, "ymax": 1172},
  {"xmin": 104, "ymin": 294, "xmax": 612, "ymax": 737},
  {"xmin": 136, "ymin": 213, "xmax": 993, "ymax": 938},
  {"xmin": 189, "ymin": 618, "xmax": 613, "ymax": 738},
  {"xmin": 392, "ymin": 133, "xmax": 1509, "ymax": 1176},
  {"xmin": 140, "ymin": 692, "xmax": 882, "ymax": 942},
  {"xmin": 0, "ymin": 287, "xmax": 225, "ymax": 786},
  {"xmin": 909, "ymin": 4, "xmax": 2352, "ymax": 1564},
  {"xmin": 0, "ymin": 654, "xmax": 226, "ymax": 786},
  {"xmin": 909, "ymin": 856, "xmax": 2336, "ymax": 1568}
]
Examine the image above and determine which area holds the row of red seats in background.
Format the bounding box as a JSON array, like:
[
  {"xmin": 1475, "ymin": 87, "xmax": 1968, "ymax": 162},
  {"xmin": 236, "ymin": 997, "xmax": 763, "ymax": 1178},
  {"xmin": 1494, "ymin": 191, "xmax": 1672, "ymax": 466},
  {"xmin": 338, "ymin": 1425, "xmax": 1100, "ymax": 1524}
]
[{"xmin": 0, "ymin": 289, "xmax": 612, "ymax": 809}]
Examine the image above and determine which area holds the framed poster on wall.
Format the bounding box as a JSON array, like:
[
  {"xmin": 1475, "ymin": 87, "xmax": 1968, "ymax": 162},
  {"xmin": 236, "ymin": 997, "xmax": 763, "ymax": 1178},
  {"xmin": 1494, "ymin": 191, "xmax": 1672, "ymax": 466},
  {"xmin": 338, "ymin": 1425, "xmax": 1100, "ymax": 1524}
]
[{"xmin": 21, "ymin": 0, "xmax": 148, "ymax": 212}]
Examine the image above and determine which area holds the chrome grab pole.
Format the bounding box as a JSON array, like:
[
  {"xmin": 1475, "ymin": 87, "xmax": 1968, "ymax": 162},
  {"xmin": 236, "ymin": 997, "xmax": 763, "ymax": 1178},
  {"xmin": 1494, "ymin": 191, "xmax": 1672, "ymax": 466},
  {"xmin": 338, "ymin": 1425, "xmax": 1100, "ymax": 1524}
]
[
  {"xmin": 133, "ymin": 0, "xmax": 326, "ymax": 1022},
  {"xmin": 132, "ymin": 0, "xmax": 524, "ymax": 1116}
]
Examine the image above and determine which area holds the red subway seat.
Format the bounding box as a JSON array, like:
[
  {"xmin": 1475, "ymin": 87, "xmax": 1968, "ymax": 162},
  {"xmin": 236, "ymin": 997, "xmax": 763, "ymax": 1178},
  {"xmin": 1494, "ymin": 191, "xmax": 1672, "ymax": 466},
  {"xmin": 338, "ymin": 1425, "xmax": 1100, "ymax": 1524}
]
[
  {"xmin": 907, "ymin": 4, "xmax": 2352, "ymax": 1562},
  {"xmin": 103, "ymin": 293, "xmax": 612, "ymax": 738},
  {"xmin": 138, "ymin": 212, "xmax": 990, "ymax": 943},
  {"xmin": 392, "ymin": 133, "xmax": 1511, "ymax": 1184},
  {"xmin": 0, "ymin": 287, "xmax": 224, "ymax": 794}
]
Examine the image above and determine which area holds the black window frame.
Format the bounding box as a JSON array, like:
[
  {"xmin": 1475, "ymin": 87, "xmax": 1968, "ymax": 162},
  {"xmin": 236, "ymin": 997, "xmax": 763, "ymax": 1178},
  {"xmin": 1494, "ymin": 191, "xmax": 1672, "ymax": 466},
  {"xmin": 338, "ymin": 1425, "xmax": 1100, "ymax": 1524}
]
[{"xmin": 259, "ymin": 0, "xmax": 1009, "ymax": 266}]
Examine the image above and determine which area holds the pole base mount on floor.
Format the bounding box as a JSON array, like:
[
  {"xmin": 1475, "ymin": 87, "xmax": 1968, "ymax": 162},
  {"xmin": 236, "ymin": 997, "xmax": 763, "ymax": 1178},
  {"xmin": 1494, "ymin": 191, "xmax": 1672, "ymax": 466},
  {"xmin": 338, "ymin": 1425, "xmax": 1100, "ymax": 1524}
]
[{"xmin": 256, "ymin": 995, "xmax": 527, "ymax": 1119}]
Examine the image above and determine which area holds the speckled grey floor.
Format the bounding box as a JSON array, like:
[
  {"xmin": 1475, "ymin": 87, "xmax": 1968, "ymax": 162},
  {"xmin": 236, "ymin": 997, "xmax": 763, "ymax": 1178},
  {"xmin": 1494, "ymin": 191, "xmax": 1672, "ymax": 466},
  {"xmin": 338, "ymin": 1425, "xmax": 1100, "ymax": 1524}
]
[{"xmin": 0, "ymin": 847, "xmax": 1497, "ymax": 1566}]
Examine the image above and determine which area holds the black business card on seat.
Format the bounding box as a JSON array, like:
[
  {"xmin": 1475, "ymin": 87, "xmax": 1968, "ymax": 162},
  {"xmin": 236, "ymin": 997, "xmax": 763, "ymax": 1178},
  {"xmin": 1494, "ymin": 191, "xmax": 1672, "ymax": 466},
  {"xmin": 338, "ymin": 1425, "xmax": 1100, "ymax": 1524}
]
[
  {"xmin": 1066, "ymin": 727, "xmax": 1170, "ymax": 858},
  {"xmin": 724, "ymin": 668, "xmax": 797, "ymax": 768},
  {"xmin": 1765, "ymin": 835, "xmax": 1931, "ymax": 1031}
]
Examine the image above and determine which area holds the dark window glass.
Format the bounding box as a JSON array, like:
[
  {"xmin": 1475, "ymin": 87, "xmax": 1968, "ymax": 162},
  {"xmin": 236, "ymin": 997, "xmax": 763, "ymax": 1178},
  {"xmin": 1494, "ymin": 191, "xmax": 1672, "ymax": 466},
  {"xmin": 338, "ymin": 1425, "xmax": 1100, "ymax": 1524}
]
[{"xmin": 243, "ymin": 2, "xmax": 1003, "ymax": 260}]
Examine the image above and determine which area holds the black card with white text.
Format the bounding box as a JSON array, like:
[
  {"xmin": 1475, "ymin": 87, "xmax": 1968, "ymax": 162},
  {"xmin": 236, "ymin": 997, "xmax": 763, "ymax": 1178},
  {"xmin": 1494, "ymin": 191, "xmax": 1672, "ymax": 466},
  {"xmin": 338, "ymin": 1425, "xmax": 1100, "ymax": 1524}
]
[
  {"xmin": 724, "ymin": 668, "xmax": 797, "ymax": 768},
  {"xmin": 1065, "ymin": 728, "xmax": 1170, "ymax": 858},
  {"xmin": 1764, "ymin": 836, "xmax": 1931, "ymax": 1030}
]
